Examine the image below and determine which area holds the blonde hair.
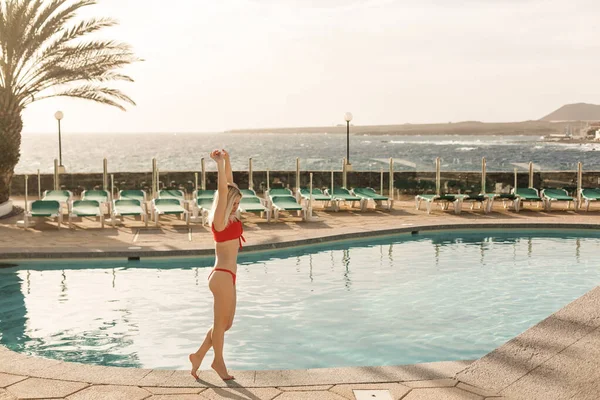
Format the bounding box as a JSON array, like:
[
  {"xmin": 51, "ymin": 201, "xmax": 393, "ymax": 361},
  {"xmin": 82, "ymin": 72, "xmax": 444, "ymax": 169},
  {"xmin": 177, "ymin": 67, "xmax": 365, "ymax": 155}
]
[{"xmin": 208, "ymin": 184, "xmax": 242, "ymax": 228}]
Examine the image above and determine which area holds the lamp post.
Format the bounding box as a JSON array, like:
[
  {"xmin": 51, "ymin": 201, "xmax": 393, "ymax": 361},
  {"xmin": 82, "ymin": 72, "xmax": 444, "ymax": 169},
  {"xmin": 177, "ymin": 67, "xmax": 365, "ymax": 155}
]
[
  {"xmin": 54, "ymin": 111, "xmax": 65, "ymax": 173},
  {"xmin": 344, "ymin": 112, "xmax": 353, "ymax": 171}
]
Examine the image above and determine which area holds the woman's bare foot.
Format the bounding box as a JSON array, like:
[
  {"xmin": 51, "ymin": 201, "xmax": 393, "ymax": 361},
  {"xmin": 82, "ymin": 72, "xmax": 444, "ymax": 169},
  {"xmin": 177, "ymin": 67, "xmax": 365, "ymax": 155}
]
[
  {"xmin": 211, "ymin": 360, "xmax": 235, "ymax": 380},
  {"xmin": 189, "ymin": 353, "xmax": 203, "ymax": 380}
]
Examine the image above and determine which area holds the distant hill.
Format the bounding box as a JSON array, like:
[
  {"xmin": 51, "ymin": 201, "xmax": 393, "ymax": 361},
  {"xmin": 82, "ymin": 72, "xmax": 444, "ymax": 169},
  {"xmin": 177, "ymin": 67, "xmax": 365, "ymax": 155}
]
[
  {"xmin": 226, "ymin": 120, "xmax": 570, "ymax": 136},
  {"xmin": 540, "ymin": 103, "xmax": 600, "ymax": 121}
]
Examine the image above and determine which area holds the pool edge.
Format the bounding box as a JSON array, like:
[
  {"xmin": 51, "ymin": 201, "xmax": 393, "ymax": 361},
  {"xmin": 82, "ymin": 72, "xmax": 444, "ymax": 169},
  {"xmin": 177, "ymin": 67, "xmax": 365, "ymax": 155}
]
[{"xmin": 1, "ymin": 221, "xmax": 599, "ymax": 261}]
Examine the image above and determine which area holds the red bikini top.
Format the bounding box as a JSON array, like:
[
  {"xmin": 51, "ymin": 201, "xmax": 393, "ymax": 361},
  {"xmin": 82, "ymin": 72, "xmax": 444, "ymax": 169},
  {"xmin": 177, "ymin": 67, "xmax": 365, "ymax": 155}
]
[{"xmin": 212, "ymin": 219, "xmax": 245, "ymax": 248}]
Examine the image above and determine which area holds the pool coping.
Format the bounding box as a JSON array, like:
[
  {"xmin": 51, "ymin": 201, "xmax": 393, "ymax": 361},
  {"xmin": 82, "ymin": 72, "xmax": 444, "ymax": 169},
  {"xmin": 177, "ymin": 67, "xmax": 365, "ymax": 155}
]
[
  {"xmin": 0, "ymin": 346, "xmax": 475, "ymax": 388},
  {"xmin": 2, "ymin": 221, "xmax": 599, "ymax": 260}
]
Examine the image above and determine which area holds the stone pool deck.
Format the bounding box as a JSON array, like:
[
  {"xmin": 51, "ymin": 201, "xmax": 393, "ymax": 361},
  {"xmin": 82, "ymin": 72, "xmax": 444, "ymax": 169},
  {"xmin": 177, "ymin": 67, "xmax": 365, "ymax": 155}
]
[
  {"xmin": 1, "ymin": 198, "xmax": 600, "ymax": 399},
  {"xmin": 2, "ymin": 197, "xmax": 600, "ymax": 259}
]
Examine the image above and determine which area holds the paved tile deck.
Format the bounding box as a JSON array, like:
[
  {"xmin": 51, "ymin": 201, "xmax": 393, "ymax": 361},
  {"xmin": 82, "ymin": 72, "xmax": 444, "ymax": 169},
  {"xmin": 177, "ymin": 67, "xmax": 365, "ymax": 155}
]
[
  {"xmin": 2, "ymin": 197, "xmax": 599, "ymax": 259},
  {"xmin": 2, "ymin": 197, "xmax": 600, "ymax": 398}
]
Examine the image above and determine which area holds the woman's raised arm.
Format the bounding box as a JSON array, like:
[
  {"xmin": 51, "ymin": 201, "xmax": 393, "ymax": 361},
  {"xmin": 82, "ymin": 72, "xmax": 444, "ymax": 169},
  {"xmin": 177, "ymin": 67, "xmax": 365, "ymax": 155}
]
[
  {"xmin": 211, "ymin": 150, "xmax": 228, "ymax": 231},
  {"xmin": 222, "ymin": 149, "xmax": 234, "ymax": 184}
]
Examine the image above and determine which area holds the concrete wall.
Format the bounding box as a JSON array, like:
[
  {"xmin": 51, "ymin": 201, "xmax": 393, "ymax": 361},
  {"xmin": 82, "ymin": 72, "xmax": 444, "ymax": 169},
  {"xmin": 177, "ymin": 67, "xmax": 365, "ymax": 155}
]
[{"xmin": 10, "ymin": 170, "xmax": 600, "ymax": 197}]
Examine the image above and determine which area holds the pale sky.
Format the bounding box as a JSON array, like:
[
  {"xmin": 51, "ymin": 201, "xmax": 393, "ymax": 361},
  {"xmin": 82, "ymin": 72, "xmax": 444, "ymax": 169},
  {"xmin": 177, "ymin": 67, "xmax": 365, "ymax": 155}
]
[{"xmin": 21, "ymin": 0, "xmax": 600, "ymax": 133}]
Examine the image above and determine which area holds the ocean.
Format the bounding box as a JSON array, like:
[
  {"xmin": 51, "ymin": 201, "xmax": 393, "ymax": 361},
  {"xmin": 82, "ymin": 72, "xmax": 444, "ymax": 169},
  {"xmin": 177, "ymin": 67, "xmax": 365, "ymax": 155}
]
[{"xmin": 14, "ymin": 132, "xmax": 600, "ymax": 174}]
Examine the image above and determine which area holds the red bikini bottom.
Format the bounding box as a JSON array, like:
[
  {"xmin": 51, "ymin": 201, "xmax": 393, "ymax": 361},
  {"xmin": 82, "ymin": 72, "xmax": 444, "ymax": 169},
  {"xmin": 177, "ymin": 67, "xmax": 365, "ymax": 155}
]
[{"xmin": 208, "ymin": 268, "xmax": 236, "ymax": 285}]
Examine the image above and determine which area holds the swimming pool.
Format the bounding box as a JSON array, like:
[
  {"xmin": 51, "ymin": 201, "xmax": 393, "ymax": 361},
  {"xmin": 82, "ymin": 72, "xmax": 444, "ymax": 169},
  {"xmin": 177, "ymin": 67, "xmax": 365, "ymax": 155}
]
[{"xmin": 1, "ymin": 229, "xmax": 599, "ymax": 371}]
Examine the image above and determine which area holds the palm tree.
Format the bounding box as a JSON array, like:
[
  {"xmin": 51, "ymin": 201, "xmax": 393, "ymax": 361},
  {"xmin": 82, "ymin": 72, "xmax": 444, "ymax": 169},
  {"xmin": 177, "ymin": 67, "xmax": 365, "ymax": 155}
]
[{"xmin": 0, "ymin": 0, "xmax": 140, "ymax": 205}]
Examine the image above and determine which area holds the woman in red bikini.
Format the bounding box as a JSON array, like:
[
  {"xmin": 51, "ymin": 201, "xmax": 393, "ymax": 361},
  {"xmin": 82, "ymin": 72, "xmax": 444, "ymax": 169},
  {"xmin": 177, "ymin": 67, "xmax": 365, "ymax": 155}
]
[{"xmin": 189, "ymin": 148, "xmax": 243, "ymax": 381}]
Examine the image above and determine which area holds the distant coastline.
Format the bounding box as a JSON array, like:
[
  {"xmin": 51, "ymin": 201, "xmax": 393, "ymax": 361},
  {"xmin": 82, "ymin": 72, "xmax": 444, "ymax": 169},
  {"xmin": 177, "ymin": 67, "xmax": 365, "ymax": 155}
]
[{"xmin": 225, "ymin": 120, "xmax": 574, "ymax": 136}]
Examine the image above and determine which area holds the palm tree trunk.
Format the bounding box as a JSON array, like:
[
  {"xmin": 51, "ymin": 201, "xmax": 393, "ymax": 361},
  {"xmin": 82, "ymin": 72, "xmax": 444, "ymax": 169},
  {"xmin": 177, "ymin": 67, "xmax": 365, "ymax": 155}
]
[{"xmin": 0, "ymin": 107, "xmax": 23, "ymax": 205}]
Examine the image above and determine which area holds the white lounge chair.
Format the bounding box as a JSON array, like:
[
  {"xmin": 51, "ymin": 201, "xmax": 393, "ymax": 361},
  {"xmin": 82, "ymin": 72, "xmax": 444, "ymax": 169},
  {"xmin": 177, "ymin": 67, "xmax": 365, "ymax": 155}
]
[
  {"xmin": 270, "ymin": 195, "xmax": 306, "ymax": 221},
  {"xmin": 580, "ymin": 188, "xmax": 600, "ymax": 211},
  {"xmin": 69, "ymin": 200, "xmax": 104, "ymax": 228},
  {"xmin": 112, "ymin": 199, "xmax": 148, "ymax": 227},
  {"xmin": 239, "ymin": 196, "xmax": 271, "ymax": 222},
  {"xmin": 43, "ymin": 189, "xmax": 72, "ymax": 212},
  {"xmin": 152, "ymin": 198, "xmax": 189, "ymax": 226},
  {"xmin": 23, "ymin": 200, "xmax": 62, "ymax": 229}
]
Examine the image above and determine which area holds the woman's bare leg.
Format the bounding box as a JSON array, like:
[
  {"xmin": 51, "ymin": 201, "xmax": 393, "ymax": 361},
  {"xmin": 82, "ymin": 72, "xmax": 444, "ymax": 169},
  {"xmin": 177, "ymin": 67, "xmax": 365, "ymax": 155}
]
[
  {"xmin": 227, "ymin": 288, "xmax": 237, "ymax": 330},
  {"xmin": 210, "ymin": 274, "xmax": 235, "ymax": 380},
  {"xmin": 189, "ymin": 326, "xmax": 213, "ymax": 379}
]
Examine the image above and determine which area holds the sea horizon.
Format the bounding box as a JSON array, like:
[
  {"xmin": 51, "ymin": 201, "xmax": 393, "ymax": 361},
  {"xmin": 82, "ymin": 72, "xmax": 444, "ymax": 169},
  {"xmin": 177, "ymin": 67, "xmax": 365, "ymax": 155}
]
[{"xmin": 14, "ymin": 132, "xmax": 600, "ymax": 175}]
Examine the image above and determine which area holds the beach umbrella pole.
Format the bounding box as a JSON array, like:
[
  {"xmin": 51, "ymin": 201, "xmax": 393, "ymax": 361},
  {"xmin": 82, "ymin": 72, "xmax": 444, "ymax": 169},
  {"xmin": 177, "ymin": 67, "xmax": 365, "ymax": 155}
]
[
  {"xmin": 435, "ymin": 157, "xmax": 441, "ymax": 196},
  {"xmin": 104, "ymin": 173, "xmax": 117, "ymax": 226},
  {"xmin": 24, "ymin": 175, "xmax": 28, "ymax": 213},
  {"xmin": 103, "ymin": 158, "xmax": 108, "ymax": 191},
  {"xmin": 514, "ymin": 168, "xmax": 518, "ymax": 192},
  {"xmin": 307, "ymin": 172, "xmax": 318, "ymax": 221},
  {"xmin": 577, "ymin": 162, "xmax": 583, "ymax": 205},
  {"xmin": 201, "ymin": 158, "xmax": 206, "ymax": 190},
  {"xmin": 152, "ymin": 158, "xmax": 157, "ymax": 198},
  {"xmin": 37, "ymin": 169, "xmax": 41, "ymax": 199},
  {"xmin": 194, "ymin": 172, "xmax": 198, "ymax": 192},
  {"xmin": 481, "ymin": 157, "xmax": 486, "ymax": 194},
  {"xmin": 389, "ymin": 158, "xmax": 394, "ymax": 199},
  {"xmin": 249, "ymin": 158, "xmax": 253, "ymax": 190},
  {"xmin": 529, "ymin": 161, "xmax": 534, "ymax": 188},
  {"xmin": 296, "ymin": 158, "xmax": 301, "ymax": 193},
  {"xmin": 267, "ymin": 169, "xmax": 270, "ymax": 191},
  {"xmin": 331, "ymin": 170, "xmax": 334, "ymax": 198},
  {"xmin": 111, "ymin": 174, "xmax": 114, "ymax": 202},
  {"xmin": 156, "ymin": 167, "xmax": 160, "ymax": 193},
  {"xmin": 380, "ymin": 168, "xmax": 384, "ymax": 195}
]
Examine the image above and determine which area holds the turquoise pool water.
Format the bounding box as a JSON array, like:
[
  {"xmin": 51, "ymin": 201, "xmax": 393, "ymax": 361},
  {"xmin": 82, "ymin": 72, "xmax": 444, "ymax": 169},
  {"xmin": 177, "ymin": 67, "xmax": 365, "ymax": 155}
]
[{"xmin": 1, "ymin": 229, "xmax": 600, "ymax": 371}]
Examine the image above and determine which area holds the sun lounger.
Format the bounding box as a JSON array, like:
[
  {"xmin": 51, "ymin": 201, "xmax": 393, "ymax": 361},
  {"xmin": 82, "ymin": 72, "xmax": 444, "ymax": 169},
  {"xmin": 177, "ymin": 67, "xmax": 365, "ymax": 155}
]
[
  {"xmin": 512, "ymin": 188, "xmax": 545, "ymax": 212},
  {"xmin": 415, "ymin": 194, "xmax": 461, "ymax": 214},
  {"xmin": 270, "ymin": 195, "xmax": 306, "ymax": 221},
  {"xmin": 239, "ymin": 196, "xmax": 271, "ymax": 222},
  {"xmin": 484, "ymin": 193, "xmax": 518, "ymax": 213},
  {"xmin": 192, "ymin": 198, "xmax": 215, "ymax": 225},
  {"xmin": 240, "ymin": 189, "xmax": 259, "ymax": 198},
  {"xmin": 456, "ymin": 193, "xmax": 488, "ymax": 212},
  {"xmin": 268, "ymin": 188, "xmax": 294, "ymax": 197},
  {"xmin": 298, "ymin": 188, "xmax": 336, "ymax": 209},
  {"xmin": 43, "ymin": 190, "xmax": 72, "ymax": 211},
  {"xmin": 120, "ymin": 189, "xmax": 146, "ymax": 202},
  {"xmin": 580, "ymin": 188, "xmax": 600, "ymax": 211},
  {"xmin": 193, "ymin": 189, "xmax": 216, "ymax": 200},
  {"xmin": 81, "ymin": 189, "xmax": 111, "ymax": 213},
  {"xmin": 352, "ymin": 187, "xmax": 394, "ymax": 210},
  {"xmin": 119, "ymin": 190, "xmax": 147, "ymax": 213},
  {"xmin": 112, "ymin": 199, "xmax": 148, "ymax": 227},
  {"xmin": 325, "ymin": 187, "xmax": 365, "ymax": 211},
  {"xmin": 69, "ymin": 200, "xmax": 104, "ymax": 228},
  {"xmin": 152, "ymin": 198, "xmax": 189, "ymax": 226},
  {"xmin": 299, "ymin": 188, "xmax": 331, "ymax": 202},
  {"xmin": 158, "ymin": 189, "xmax": 186, "ymax": 202},
  {"xmin": 541, "ymin": 188, "xmax": 578, "ymax": 211},
  {"xmin": 266, "ymin": 188, "xmax": 294, "ymax": 208},
  {"xmin": 158, "ymin": 189, "xmax": 191, "ymax": 215},
  {"xmin": 24, "ymin": 200, "xmax": 62, "ymax": 229}
]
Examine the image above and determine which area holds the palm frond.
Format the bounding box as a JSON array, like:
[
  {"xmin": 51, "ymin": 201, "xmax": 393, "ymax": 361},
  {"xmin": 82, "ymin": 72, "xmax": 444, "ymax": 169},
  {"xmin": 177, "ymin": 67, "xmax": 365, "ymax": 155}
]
[
  {"xmin": 0, "ymin": 0, "xmax": 140, "ymax": 112},
  {"xmin": 26, "ymin": 84, "xmax": 136, "ymax": 111},
  {"xmin": 16, "ymin": 36, "xmax": 131, "ymax": 93},
  {"xmin": 12, "ymin": 1, "xmax": 102, "ymax": 88},
  {"xmin": 17, "ymin": 42, "xmax": 139, "ymax": 100},
  {"xmin": 15, "ymin": 12, "xmax": 116, "ymax": 85}
]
